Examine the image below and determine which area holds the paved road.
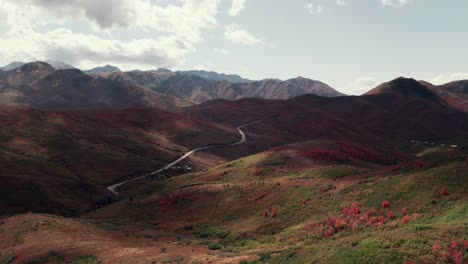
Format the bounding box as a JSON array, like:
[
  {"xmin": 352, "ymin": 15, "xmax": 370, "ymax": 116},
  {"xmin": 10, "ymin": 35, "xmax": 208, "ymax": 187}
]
[{"xmin": 107, "ymin": 120, "xmax": 261, "ymax": 194}]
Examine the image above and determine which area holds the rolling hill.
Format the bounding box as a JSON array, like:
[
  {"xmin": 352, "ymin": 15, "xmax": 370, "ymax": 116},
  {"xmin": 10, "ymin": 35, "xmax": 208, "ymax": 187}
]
[{"xmin": 0, "ymin": 106, "xmax": 239, "ymax": 215}]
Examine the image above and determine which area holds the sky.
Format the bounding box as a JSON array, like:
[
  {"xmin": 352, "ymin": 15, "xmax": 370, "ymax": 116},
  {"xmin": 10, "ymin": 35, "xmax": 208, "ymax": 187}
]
[{"xmin": 0, "ymin": 0, "xmax": 467, "ymax": 95}]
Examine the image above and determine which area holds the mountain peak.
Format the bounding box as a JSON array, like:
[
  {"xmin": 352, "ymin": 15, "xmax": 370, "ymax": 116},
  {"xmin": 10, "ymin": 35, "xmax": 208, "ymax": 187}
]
[
  {"xmin": 155, "ymin": 68, "xmax": 173, "ymax": 73},
  {"xmin": 18, "ymin": 61, "xmax": 55, "ymax": 72},
  {"xmin": 365, "ymin": 77, "xmax": 439, "ymax": 100},
  {"xmin": 45, "ymin": 60, "xmax": 75, "ymax": 70},
  {"xmin": 85, "ymin": 65, "xmax": 121, "ymax": 74}
]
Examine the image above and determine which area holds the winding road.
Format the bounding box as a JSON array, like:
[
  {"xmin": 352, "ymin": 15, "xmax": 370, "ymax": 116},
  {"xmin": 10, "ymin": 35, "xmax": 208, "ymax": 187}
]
[{"xmin": 107, "ymin": 120, "xmax": 261, "ymax": 194}]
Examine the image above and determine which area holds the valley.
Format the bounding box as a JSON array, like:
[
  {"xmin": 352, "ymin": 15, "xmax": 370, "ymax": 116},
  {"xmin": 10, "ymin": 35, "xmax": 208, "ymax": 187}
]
[{"xmin": 0, "ymin": 61, "xmax": 466, "ymax": 264}]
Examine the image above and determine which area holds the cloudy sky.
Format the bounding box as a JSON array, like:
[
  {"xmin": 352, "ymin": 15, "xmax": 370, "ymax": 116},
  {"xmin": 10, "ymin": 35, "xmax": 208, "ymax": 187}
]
[{"xmin": 0, "ymin": 0, "xmax": 467, "ymax": 94}]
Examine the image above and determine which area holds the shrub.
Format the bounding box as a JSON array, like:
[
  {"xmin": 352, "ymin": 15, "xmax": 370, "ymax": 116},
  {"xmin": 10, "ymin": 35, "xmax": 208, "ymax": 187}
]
[
  {"xmin": 387, "ymin": 211, "xmax": 394, "ymax": 219},
  {"xmin": 303, "ymin": 148, "xmax": 349, "ymax": 162},
  {"xmin": 208, "ymin": 243, "xmax": 222, "ymax": 250},
  {"xmin": 433, "ymin": 240, "xmax": 467, "ymax": 264},
  {"xmin": 401, "ymin": 208, "xmax": 407, "ymax": 215},
  {"xmin": 439, "ymin": 186, "xmax": 448, "ymax": 196},
  {"xmin": 400, "ymin": 215, "xmax": 410, "ymax": 224},
  {"xmin": 412, "ymin": 213, "xmax": 421, "ymax": 220},
  {"xmin": 251, "ymin": 168, "xmax": 264, "ymax": 176},
  {"xmin": 270, "ymin": 208, "xmax": 276, "ymax": 218},
  {"xmin": 381, "ymin": 200, "xmax": 390, "ymax": 208}
]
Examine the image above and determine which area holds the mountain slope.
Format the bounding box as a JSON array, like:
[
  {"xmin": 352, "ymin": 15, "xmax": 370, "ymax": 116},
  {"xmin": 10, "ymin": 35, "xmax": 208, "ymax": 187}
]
[
  {"xmin": 440, "ymin": 80, "xmax": 468, "ymax": 94},
  {"xmin": 420, "ymin": 80, "xmax": 468, "ymax": 112},
  {"xmin": 0, "ymin": 106, "xmax": 238, "ymax": 215},
  {"xmin": 83, "ymin": 139, "xmax": 467, "ymax": 263},
  {"xmin": 101, "ymin": 70, "xmax": 174, "ymax": 90}
]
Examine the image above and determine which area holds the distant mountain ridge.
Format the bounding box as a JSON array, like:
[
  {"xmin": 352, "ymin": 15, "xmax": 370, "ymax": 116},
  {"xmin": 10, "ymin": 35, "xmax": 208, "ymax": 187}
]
[
  {"xmin": 0, "ymin": 61, "xmax": 26, "ymax": 71},
  {"xmin": 104, "ymin": 72, "xmax": 345, "ymax": 103},
  {"xmin": 85, "ymin": 65, "xmax": 121, "ymax": 74},
  {"xmin": 0, "ymin": 62, "xmax": 192, "ymax": 110},
  {"xmin": 176, "ymin": 70, "xmax": 251, "ymax": 83}
]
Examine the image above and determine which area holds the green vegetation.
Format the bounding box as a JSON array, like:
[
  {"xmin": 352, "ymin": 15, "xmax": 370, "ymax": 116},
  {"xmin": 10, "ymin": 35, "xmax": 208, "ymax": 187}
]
[{"xmin": 24, "ymin": 252, "xmax": 100, "ymax": 264}]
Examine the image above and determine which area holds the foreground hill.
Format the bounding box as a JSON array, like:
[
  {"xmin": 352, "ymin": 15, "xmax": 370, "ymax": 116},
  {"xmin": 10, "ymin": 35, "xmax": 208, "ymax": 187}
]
[
  {"xmin": 0, "ymin": 106, "xmax": 238, "ymax": 215},
  {"xmin": 3, "ymin": 140, "xmax": 464, "ymax": 263},
  {"xmin": 0, "ymin": 62, "xmax": 192, "ymax": 110}
]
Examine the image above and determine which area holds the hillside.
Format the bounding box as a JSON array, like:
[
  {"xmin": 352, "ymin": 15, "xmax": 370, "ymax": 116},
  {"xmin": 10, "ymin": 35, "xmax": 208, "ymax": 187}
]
[
  {"xmin": 419, "ymin": 80, "xmax": 468, "ymax": 113},
  {"xmin": 3, "ymin": 140, "xmax": 463, "ymax": 263},
  {"xmin": 0, "ymin": 62, "xmax": 192, "ymax": 110},
  {"xmin": 0, "ymin": 106, "xmax": 238, "ymax": 215},
  {"xmin": 440, "ymin": 80, "xmax": 468, "ymax": 95},
  {"xmin": 182, "ymin": 79, "xmax": 468, "ymax": 153}
]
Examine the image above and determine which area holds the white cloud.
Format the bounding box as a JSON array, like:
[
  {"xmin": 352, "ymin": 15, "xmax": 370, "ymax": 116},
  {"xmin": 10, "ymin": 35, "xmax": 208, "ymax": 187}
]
[
  {"xmin": 0, "ymin": 26, "xmax": 190, "ymax": 70},
  {"xmin": 431, "ymin": 73, "xmax": 468, "ymax": 85},
  {"xmin": 0, "ymin": 0, "xmax": 222, "ymax": 70},
  {"xmin": 224, "ymin": 24, "xmax": 262, "ymax": 46},
  {"xmin": 346, "ymin": 77, "xmax": 379, "ymax": 95},
  {"xmin": 336, "ymin": 0, "xmax": 347, "ymax": 6},
  {"xmin": 214, "ymin": 48, "xmax": 230, "ymax": 55},
  {"xmin": 381, "ymin": 0, "xmax": 409, "ymax": 8},
  {"xmin": 305, "ymin": 2, "xmax": 323, "ymax": 15},
  {"xmin": 229, "ymin": 0, "xmax": 247, "ymax": 16}
]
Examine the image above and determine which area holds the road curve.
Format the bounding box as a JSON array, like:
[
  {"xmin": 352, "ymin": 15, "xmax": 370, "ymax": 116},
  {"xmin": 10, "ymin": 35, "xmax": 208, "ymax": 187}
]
[{"xmin": 107, "ymin": 120, "xmax": 261, "ymax": 194}]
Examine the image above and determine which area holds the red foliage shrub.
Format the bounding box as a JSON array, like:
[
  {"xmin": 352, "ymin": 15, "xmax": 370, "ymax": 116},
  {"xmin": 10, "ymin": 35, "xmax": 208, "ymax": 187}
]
[
  {"xmin": 400, "ymin": 160, "xmax": 425, "ymax": 170},
  {"xmin": 251, "ymin": 168, "xmax": 264, "ymax": 176},
  {"xmin": 432, "ymin": 244, "xmax": 441, "ymax": 251},
  {"xmin": 381, "ymin": 200, "xmax": 390, "ymax": 208},
  {"xmin": 275, "ymin": 236, "xmax": 283, "ymax": 243},
  {"xmin": 386, "ymin": 210, "xmax": 394, "ymax": 219},
  {"xmin": 289, "ymin": 236, "xmax": 298, "ymax": 244},
  {"xmin": 439, "ymin": 186, "xmax": 448, "ymax": 196},
  {"xmin": 401, "ymin": 208, "xmax": 407, "ymax": 215},
  {"xmin": 435, "ymin": 240, "xmax": 467, "ymax": 264},
  {"xmin": 158, "ymin": 199, "xmax": 168, "ymax": 207},
  {"xmin": 170, "ymin": 194, "xmax": 180, "ymax": 205},
  {"xmin": 400, "ymin": 215, "xmax": 410, "ymax": 224},
  {"xmin": 337, "ymin": 142, "xmax": 383, "ymax": 163},
  {"xmin": 412, "ymin": 213, "xmax": 421, "ymax": 220},
  {"xmin": 303, "ymin": 148, "xmax": 349, "ymax": 162},
  {"xmin": 270, "ymin": 208, "xmax": 276, "ymax": 218}
]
